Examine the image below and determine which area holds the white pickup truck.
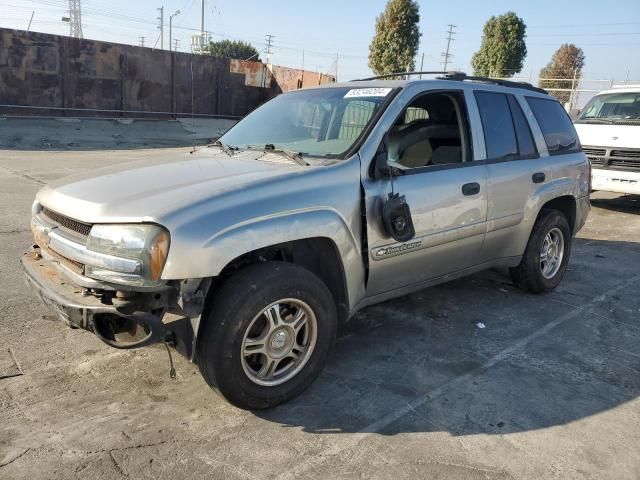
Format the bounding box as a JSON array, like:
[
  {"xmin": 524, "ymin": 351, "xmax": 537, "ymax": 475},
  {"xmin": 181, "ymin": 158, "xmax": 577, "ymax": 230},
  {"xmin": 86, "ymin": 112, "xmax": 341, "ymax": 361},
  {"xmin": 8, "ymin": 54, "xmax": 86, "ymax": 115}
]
[{"xmin": 575, "ymin": 85, "xmax": 640, "ymax": 195}]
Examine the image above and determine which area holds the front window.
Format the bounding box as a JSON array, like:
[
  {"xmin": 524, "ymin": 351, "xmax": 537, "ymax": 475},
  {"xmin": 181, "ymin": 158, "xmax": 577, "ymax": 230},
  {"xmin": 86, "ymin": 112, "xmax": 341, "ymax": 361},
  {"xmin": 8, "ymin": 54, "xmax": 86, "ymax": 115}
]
[
  {"xmin": 220, "ymin": 87, "xmax": 394, "ymax": 158},
  {"xmin": 576, "ymin": 92, "xmax": 640, "ymax": 124}
]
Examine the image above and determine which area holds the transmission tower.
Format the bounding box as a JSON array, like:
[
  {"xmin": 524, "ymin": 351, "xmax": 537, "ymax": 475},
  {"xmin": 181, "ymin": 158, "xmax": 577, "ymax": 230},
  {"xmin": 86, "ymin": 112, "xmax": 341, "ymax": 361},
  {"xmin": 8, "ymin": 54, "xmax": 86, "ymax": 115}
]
[
  {"xmin": 441, "ymin": 24, "xmax": 457, "ymax": 71},
  {"xmin": 68, "ymin": 0, "xmax": 83, "ymax": 38}
]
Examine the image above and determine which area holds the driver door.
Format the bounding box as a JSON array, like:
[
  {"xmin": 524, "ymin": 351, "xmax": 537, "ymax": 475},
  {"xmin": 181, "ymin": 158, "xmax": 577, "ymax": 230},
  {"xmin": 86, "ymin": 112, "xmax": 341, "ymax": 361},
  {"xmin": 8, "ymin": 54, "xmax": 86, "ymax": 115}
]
[{"xmin": 363, "ymin": 90, "xmax": 488, "ymax": 297}]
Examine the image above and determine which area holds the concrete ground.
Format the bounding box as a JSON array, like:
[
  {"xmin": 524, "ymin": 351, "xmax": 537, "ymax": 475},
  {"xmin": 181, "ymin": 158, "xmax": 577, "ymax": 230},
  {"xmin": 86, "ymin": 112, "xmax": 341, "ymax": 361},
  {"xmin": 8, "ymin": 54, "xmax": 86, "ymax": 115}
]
[{"xmin": 1, "ymin": 148, "xmax": 639, "ymax": 480}]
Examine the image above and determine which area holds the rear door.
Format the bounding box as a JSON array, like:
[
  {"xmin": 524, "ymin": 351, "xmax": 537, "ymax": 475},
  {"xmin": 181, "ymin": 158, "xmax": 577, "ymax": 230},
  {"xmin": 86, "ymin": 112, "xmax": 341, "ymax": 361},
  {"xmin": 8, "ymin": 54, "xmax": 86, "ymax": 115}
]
[{"xmin": 473, "ymin": 90, "xmax": 550, "ymax": 261}]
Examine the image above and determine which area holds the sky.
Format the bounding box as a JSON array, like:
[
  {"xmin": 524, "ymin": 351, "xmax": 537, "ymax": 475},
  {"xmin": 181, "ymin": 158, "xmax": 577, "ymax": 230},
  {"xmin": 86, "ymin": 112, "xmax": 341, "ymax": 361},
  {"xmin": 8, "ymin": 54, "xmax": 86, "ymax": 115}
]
[{"xmin": 2, "ymin": 0, "xmax": 640, "ymax": 85}]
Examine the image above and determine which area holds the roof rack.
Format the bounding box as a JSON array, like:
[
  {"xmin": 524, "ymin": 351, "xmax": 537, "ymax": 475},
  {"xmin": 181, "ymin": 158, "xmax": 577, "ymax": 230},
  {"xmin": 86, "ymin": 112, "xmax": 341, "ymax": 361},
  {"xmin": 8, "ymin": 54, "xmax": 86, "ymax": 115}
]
[
  {"xmin": 352, "ymin": 71, "xmax": 547, "ymax": 95},
  {"xmin": 440, "ymin": 72, "xmax": 547, "ymax": 94},
  {"xmin": 352, "ymin": 71, "xmax": 459, "ymax": 81}
]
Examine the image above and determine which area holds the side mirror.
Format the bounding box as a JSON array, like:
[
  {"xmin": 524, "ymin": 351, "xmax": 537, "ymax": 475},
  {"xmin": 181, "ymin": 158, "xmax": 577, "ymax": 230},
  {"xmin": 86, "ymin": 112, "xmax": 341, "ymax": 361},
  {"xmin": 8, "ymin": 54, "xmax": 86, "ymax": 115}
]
[
  {"xmin": 375, "ymin": 129, "xmax": 416, "ymax": 242},
  {"xmin": 374, "ymin": 127, "xmax": 402, "ymax": 179},
  {"xmin": 373, "ymin": 135, "xmax": 390, "ymax": 180},
  {"xmin": 382, "ymin": 193, "xmax": 415, "ymax": 242}
]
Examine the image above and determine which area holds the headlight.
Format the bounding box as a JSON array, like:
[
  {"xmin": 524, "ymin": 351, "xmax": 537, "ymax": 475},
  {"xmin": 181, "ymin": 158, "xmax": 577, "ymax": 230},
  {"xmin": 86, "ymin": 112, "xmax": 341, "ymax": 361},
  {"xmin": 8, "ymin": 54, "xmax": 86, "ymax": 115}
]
[{"xmin": 85, "ymin": 224, "xmax": 170, "ymax": 286}]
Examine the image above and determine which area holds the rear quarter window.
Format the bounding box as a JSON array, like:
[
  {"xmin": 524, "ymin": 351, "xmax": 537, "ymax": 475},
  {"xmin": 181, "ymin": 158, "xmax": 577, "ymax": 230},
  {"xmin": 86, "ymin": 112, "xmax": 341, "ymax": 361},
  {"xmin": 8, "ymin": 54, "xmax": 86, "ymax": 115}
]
[{"xmin": 526, "ymin": 97, "xmax": 581, "ymax": 155}]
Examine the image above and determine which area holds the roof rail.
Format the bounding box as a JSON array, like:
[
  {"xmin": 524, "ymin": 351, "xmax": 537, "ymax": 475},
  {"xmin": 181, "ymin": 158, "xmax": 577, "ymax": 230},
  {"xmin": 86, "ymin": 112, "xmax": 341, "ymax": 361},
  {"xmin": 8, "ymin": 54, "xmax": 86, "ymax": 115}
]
[
  {"xmin": 351, "ymin": 70, "xmax": 547, "ymax": 95},
  {"xmin": 351, "ymin": 71, "xmax": 461, "ymax": 81},
  {"xmin": 438, "ymin": 72, "xmax": 548, "ymax": 94}
]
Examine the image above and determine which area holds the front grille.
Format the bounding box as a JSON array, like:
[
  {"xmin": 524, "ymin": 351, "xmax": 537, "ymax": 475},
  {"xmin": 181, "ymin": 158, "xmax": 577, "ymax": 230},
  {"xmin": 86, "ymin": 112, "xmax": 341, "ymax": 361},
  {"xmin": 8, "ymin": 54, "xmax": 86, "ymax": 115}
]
[
  {"xmin": 611, "ymin": 149, "xmax": 640, "ymax": 159},
  {"xmin": 41, "ymin": 207, "xmax": 92, "ymax": 237},
  {"xmin": 582, "ymin": 146, "xmax": 640, "ymax": 171},
  {"xmin": 44, "ymin": 245, "xmax": 84, "ymax": 275},
  {"xmin": 582, "ymin": 148, "xmax": 606, "ymax": 156},
  {"xmin": 609, "ymin": 158, "xmax": 640, "ymax": 169},
  {"xmin": 583, "ymin": 147, "xmax": 606, "ymax": 166}
]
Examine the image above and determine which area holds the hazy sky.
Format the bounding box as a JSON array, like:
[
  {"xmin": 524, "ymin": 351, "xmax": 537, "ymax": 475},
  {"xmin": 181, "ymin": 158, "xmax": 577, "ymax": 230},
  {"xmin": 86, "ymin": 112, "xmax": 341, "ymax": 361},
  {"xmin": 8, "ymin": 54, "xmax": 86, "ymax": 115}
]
[{"xmin": 3, "ymin": 0, "xmax": 640, "ymax": 83}]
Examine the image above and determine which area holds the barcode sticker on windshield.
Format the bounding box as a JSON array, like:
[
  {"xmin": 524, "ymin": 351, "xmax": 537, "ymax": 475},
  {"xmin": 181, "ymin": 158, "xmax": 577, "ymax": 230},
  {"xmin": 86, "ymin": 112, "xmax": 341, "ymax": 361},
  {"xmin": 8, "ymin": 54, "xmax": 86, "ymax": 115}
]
[{"xmin": 344, "ymin": 88, "xmax": 392, "ymax": 98}]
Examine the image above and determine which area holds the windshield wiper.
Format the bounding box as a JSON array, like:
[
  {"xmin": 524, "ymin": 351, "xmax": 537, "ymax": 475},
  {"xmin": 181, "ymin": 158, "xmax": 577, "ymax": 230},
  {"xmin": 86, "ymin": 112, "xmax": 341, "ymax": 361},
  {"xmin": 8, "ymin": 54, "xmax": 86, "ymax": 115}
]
[
  {"xmin": 246, "ymin": 144, "xmax": 309, "ymax": 166},
  {"xmin": 209, "ymin": 140, "xmax": 239, "ymax": 155},
  {"xmin": 575, "ymin": 118, "xmax": 615, "ymax": 124}
]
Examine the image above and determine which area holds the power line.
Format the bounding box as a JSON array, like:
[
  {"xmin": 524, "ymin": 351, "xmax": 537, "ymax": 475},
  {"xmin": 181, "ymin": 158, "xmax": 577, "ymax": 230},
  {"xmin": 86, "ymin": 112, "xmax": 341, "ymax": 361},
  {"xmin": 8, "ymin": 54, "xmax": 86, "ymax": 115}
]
[
  {"xmin": 528, "ymin": 21, "xmax": 640, "ymax": 29},
  {"xmin": 441, "ymin": 24, "xmax": 456, "ymax": 70},
  {"xmin": 528, "ymin": 31, "xmax": 640, "ymax": 37}
]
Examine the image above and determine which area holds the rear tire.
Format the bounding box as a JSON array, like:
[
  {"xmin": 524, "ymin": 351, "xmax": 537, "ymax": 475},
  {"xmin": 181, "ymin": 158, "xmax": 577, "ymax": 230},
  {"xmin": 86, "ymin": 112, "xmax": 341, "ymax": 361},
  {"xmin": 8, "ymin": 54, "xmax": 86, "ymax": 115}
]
[
  {"xmin": 197, "ymin": 262, "xmax": 337, "ymax": 410},
  {"xmin": 510, "ymin": 209, "xmax": 572, "ymax": 294}
]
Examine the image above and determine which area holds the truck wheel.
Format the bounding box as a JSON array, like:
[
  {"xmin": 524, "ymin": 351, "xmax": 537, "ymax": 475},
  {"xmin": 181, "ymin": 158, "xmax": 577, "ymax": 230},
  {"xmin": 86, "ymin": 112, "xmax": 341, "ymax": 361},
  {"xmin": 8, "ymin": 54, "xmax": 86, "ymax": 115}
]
[
  {"xmin": 510, "ymin": 209, "xmax": 572, "ymax": 294},
  {"xmin": 197, "ymin": 262, "xmax": 337, "ymax": 410}
]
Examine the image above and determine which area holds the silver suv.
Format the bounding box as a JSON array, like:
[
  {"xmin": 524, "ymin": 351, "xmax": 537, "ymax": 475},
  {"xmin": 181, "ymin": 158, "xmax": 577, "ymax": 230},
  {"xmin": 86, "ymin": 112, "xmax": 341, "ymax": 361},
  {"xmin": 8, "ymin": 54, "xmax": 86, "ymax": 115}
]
[{"xmin": 22, "ymin": 73, "xmax": 590, "ymax": 409}]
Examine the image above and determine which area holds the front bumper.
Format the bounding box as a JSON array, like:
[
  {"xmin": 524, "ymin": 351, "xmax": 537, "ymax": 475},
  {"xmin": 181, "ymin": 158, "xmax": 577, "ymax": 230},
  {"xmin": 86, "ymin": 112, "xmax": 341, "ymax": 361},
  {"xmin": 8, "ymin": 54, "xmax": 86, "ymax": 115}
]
[
  {"xmin": 21, "ymin": 250, "xmax": 192, "ymax": 354},
  {"xmin": 592, "ymin": 168, "xmax": 640, "ymax": 195}
]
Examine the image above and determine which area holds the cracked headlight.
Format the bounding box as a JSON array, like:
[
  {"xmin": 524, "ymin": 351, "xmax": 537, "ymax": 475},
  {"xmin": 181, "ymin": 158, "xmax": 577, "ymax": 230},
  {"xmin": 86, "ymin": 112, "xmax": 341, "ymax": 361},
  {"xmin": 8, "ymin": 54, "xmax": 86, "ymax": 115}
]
[{"xmin": 85, "ymin": 224, "xmax": 170, "ymax": 286}]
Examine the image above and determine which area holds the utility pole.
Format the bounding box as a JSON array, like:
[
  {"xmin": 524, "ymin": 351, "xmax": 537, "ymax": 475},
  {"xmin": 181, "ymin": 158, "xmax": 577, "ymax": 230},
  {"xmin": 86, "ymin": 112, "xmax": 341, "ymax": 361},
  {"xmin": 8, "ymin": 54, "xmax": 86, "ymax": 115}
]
[
  {"xmin": 157, "ymin": 7, "xmax": 164, "ymax": 49},
  {"xmin": 335, "ymin": 53, "xmax": 339, "ymax": 82},
  {"xmin": 264, "ymin": 34, "xmax": 274, "ymax": 65},
  {"xmin": 201, "ymin": 0, "xmax": 205, "ymax": 34},
  {"xmin": 169, "ymin": 10, "xmax": 181, "ymax": 52},
  {"xmin": 67, "ymin": 0, "xmax": 83, "ymax": 38},
  {"xmin": 27, "ymin": 11, "xmax": 35, "ymax": 31},
  {"xmin": 419, "ymin": 53, "xmax": 425, "ymax": 78},
  {"xmin": 441, "ymin": 24, "xmax": 456, "ymax": 71},
  {"xmin": 139, "ymin": 36, "xmax": 145, "ymax": 47},
  {"xmin": 173, "ymin": 38, "xmax": 180, "ymax": 52}
]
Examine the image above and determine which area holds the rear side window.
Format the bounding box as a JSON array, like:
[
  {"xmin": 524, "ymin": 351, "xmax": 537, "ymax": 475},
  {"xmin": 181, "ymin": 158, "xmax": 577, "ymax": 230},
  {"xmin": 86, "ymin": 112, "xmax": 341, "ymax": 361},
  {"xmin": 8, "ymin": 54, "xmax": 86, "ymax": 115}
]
[
  {"xmin": 507, "ymin": 96, "xmax": 537, "ymax": 158},
  {"xmin": 526, "ymin": 97, "xmax": 581, "ymax": 155},
  {"xmin": 475, "ymin": 91, "xmax": 518, "ymax": 159}
]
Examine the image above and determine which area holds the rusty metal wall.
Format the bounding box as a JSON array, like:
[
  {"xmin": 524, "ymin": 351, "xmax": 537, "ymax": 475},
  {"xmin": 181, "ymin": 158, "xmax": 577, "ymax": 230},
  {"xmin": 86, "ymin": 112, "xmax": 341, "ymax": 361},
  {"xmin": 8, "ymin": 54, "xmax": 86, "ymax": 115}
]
[
  {"xmin": 270, "ymin": 65, "xmax": 336, "ymax": 92},
  {"xmin": 0, "ymin": 28, "xmax": 284, "ymax": 118}
]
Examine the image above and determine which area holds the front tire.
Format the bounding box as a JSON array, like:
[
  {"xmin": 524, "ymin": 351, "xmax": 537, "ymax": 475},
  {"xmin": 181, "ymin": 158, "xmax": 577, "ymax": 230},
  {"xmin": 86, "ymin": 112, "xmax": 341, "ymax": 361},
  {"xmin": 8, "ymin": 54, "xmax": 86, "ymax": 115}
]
[
  {"xmin": 510, "ymin": 209, "xmax": 572, "ymax": 293},
  {"xmin": 197, "ymin": 262, "xmax": 337, "ymax": 410}
]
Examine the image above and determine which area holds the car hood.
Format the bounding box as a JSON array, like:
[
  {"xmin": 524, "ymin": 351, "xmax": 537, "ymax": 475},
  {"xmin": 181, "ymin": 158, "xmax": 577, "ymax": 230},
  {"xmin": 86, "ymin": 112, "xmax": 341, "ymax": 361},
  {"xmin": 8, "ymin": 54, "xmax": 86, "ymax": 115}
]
[
  {"xmin": 36, "ymin": 147, "xmax": 308, "ymax": 223},
  {"xmin": 574, "ymin": 123, "xmax": 640, "ymax": 149}
]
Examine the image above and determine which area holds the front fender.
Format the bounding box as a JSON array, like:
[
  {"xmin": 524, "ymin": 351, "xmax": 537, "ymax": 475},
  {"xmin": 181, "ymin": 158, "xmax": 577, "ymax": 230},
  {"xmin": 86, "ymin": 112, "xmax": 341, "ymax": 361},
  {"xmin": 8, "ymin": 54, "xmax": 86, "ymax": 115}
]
[{"xmin": 163, "ymin": 208, "xmax": 366, "ymax": 310}]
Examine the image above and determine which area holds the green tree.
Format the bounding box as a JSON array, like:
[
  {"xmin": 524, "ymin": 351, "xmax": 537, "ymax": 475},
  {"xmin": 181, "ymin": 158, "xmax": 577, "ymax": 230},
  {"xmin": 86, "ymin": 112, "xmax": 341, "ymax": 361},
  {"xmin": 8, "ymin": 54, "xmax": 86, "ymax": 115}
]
[
  {"xmin": 202, "ymin": 40, "xmax": 260, "ymax": 61},
  {"xmin": 539, "ymin": 44, "xmax": 586, "ymax": 104},
  {"xmin": 368, "ymin": 0, "xmax": 421, "ymax": 76},
  {"xmin": 471, "ymin": 12, "xmax": 527, "ymax": 77}
]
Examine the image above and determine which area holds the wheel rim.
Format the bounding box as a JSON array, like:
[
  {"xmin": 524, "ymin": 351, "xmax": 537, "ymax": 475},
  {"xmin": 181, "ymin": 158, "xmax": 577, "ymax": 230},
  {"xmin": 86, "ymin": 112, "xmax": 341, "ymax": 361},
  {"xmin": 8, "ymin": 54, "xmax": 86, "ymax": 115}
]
[
  {"xmin": 540, "ymin": 227, "xmax": 565, "ymax": 279},
  {"xmin": 240, "ymin": 298, "xmax": 317, "ymax": 387}
]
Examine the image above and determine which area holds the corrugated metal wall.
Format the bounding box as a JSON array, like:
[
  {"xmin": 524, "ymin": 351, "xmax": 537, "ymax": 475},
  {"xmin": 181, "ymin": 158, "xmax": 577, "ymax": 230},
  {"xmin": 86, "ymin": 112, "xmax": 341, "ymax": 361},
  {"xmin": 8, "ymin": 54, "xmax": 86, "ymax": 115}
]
[{"xmin": 0, "ymin": 29, "xmax": 303, "ymax": 118}]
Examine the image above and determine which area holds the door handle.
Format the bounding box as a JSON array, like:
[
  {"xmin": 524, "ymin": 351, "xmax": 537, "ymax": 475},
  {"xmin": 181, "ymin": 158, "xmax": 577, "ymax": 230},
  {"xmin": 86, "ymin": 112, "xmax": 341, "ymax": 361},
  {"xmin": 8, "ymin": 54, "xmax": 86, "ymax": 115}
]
[
  {"xmin": 462, "ymin": 182, "xmax": 480, "ymax": 196},
  {"xmin": 532, "ymin": 172, "xmax": 546, "ymax": 183}
]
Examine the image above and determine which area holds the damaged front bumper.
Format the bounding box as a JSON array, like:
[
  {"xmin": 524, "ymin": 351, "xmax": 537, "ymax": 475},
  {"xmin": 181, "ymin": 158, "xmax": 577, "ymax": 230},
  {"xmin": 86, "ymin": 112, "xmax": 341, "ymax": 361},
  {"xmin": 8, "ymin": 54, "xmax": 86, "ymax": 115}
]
[{"xmin": 21, "ymin": 250, "xmax": 198, "ymax": 359}]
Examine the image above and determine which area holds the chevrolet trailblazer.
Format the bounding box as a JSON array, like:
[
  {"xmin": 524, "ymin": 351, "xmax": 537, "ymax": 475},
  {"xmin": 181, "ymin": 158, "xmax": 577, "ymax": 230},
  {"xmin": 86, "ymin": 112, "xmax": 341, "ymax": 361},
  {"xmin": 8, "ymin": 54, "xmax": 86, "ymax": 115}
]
[{"xmin": 22, "ymin": 73, "xmax": 590, "ymax": 409}]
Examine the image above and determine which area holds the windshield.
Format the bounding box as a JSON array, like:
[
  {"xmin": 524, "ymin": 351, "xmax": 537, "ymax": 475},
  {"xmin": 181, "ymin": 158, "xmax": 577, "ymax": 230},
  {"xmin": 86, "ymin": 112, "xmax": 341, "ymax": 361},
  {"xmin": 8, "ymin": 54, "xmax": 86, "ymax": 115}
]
[
  {"xmin": 576, "ymin": 92, "xmax": 640, "ymax": 123},
  {"xmin": 219, "ymin": 87, "xmax": 394, "ymax": 158}
]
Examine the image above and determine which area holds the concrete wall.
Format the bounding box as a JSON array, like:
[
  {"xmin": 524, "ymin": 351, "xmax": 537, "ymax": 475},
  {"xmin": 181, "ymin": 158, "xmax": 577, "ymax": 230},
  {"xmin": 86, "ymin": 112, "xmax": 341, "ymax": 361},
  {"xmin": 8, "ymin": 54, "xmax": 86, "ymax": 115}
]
[{"xmin": 0, "ymin": 28, "xmax": 335, "ymax": 118}]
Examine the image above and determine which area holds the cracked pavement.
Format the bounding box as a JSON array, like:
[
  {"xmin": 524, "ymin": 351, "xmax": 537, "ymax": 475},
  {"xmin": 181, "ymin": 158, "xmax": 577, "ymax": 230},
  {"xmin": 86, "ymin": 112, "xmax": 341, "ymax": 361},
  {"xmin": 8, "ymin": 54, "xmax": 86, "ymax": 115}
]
[{"xmin": 1, "ymin": 148, "xmax": 639, "ymax": 479}]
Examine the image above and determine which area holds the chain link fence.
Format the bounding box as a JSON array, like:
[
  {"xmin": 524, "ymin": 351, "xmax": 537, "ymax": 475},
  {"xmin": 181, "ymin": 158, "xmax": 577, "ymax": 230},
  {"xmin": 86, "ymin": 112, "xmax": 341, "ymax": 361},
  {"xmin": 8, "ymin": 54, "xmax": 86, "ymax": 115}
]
[{"xmin": 500, "ymin": 74, "xmax": 640, "ymax": 116}]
